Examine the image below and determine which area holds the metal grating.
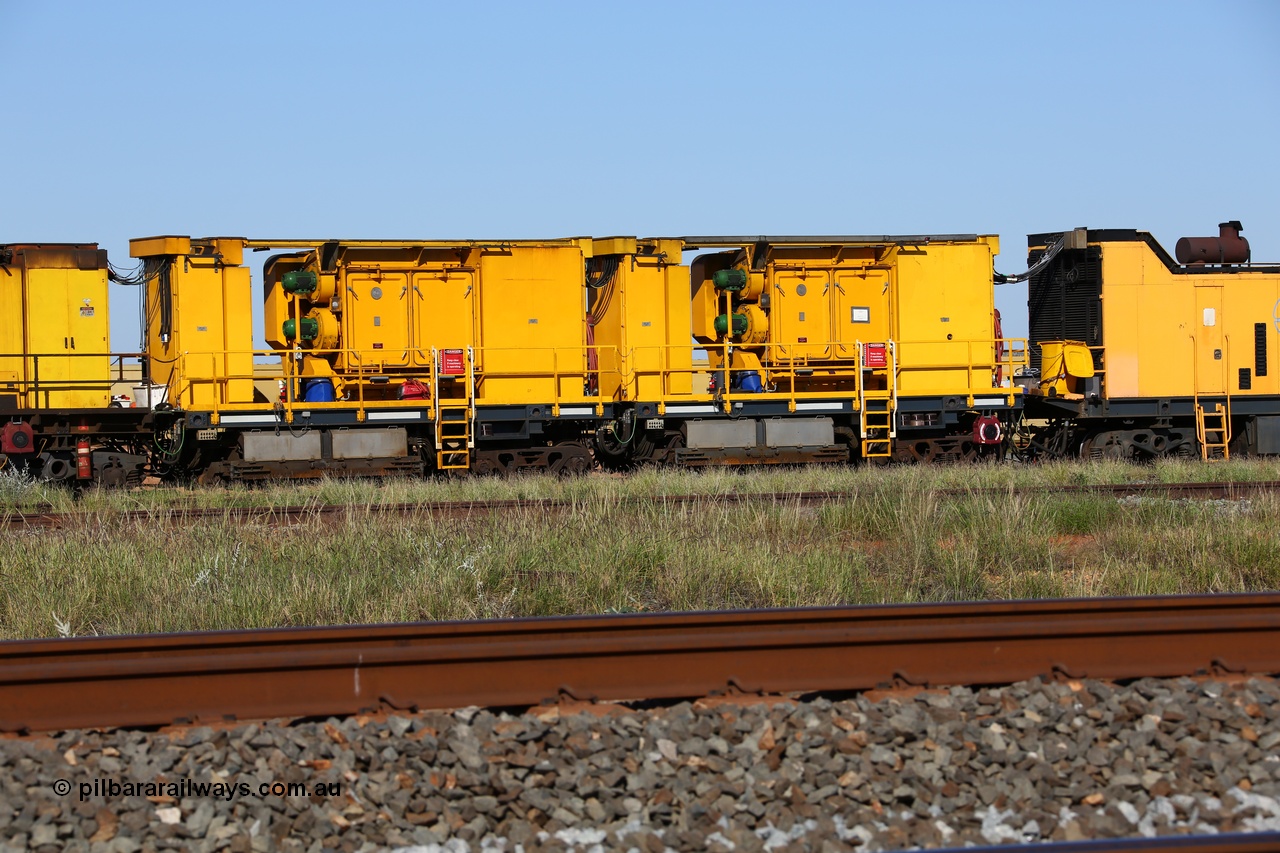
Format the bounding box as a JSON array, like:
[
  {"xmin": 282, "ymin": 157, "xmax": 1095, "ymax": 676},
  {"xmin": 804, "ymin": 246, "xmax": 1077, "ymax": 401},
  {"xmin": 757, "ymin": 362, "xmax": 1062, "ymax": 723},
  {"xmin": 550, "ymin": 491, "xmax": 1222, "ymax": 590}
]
[
  {"xmin": 1256, "ymin": 322, "xmax": 1268, "ymax": 377},
  {"xmin": 1027, "ymin": 244, "xmax": 1104, "ymax": 373}
]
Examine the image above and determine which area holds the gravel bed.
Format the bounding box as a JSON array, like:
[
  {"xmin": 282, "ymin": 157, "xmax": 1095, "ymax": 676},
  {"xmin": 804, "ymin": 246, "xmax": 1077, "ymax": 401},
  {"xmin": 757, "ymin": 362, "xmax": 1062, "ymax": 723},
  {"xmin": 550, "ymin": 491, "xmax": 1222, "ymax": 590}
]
[{"xmin": 2, "ymin": 675, "xmax": 1279, "ymax": 852}]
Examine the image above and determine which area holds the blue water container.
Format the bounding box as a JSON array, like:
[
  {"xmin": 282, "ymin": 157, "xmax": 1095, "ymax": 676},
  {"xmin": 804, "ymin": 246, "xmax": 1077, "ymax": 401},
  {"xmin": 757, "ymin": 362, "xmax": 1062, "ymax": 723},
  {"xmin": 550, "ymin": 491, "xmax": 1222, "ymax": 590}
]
[
  {"xmin": 735, "ymin": 371, "xmax": 764, "ymax": 393},
  {"xmin": 302, "ymin": 379, "xmax": 336, "ymax": 402}
]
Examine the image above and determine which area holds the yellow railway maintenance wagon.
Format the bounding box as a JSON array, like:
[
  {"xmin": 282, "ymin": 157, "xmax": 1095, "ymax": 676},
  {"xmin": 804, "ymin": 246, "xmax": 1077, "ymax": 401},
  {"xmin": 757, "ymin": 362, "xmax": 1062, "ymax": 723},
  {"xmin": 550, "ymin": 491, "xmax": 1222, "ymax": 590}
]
[
  {"xmin": 108, "ymin": 233, "xmax": 1029, "ymax": 481},
  {"xmin": 0, "ymin": 244, "xmax": 112, "ymax": 410},
  {"xmin": 607, "ymin": 234, "xmax": 1026, "ymax": 466},
  {"xmin": 0, "ymin": 243, "xmax": 155, "ymax": 486},
  {"xmin": 1023, "ymin": 222, "xmax": 1280, "ymax": 460},
  {"xmin": 137, "ymin": 236, "xmax": 626, "ymax": 480},
  {"xmin": 8, "ymin": 233, "xmax": 1026, "ymax": 483}
]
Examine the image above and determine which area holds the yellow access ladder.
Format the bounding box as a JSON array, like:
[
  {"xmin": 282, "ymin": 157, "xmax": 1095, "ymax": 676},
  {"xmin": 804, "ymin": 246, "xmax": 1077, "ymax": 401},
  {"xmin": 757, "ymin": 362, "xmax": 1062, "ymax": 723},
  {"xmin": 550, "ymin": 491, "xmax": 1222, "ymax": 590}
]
[
  {"xmin": 433, "ymin": 347, "xmax": 475, "ymax": 470},
  {"xmin": 1194, "ymin": 401, "xmax": 1231, "ymax": 461},
  {"xmin": 1190, "ymin": 332, "xmax": 1232, "ymax": 462},
  {"xmin": 858, "ymin": 341, "xmax": 897, "ymax": 459}
]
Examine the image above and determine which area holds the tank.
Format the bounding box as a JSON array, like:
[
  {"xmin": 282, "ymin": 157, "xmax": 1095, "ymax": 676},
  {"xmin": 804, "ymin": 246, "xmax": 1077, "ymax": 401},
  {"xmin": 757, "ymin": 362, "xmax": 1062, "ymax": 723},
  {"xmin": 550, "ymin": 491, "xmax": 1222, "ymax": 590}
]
[{"xmin": 1175, "ymin": 221, "xmax": 1250, "ymax": 265}]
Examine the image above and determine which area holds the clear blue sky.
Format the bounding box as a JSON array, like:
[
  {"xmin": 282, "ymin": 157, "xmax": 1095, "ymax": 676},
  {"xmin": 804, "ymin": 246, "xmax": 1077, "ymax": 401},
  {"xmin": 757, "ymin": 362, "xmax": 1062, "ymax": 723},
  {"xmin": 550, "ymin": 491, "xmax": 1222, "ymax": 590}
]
[{"xmin": 4, "ymin": 1, "xmax": 1277, "ymax": 348}]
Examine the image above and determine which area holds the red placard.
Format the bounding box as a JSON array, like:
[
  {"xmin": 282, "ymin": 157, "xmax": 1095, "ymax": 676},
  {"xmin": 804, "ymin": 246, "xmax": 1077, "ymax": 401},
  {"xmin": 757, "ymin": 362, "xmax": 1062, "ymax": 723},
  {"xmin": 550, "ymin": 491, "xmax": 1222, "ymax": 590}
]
[
  {"xmin": 863, "ymin": 343, "xmax": 888, "ymax": 368},
  {"xmin": 440, "ymin": 349, "xmax": 466, "ymax": 376}
]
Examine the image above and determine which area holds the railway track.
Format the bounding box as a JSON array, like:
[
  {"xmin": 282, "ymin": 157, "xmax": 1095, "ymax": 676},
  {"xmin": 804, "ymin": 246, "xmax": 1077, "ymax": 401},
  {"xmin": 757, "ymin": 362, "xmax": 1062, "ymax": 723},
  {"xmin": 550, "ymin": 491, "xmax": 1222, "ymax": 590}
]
[
  {"xmin": 965, "ymin": 838, "xmax": 1280, "ymax": 852},
  {"xmin": 4, "ymin": 595, "xmax": 1279, "ymax": 851},
  {"xmin": 3, "ymin": 593, "xmax": 1278, "ymax": 733},
  {"xmin": 3, "ymin": 478, "xmax": 1276, "ymax": 530}
]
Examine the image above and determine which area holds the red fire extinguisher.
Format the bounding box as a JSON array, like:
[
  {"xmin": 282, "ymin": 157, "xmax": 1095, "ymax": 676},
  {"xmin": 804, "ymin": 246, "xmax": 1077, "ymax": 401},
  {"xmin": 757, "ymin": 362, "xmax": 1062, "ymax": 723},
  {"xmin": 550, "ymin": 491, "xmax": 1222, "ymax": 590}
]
[{"xmin": 76, "ymin": 438, "xmax": 92, "ymax": 480}]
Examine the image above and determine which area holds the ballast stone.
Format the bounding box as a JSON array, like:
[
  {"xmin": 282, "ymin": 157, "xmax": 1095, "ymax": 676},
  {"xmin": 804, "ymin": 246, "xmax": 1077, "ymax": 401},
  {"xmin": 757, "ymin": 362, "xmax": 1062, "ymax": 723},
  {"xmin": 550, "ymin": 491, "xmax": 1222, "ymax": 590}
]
[{"xmin": 0, "ymin": 675, "xmax": 1278, "ymax": 851}]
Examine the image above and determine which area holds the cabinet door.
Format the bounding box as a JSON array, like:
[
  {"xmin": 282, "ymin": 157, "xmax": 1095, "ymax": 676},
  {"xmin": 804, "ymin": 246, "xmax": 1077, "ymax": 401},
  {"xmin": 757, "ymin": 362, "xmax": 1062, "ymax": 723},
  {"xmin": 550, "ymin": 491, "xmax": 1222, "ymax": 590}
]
[
  {"xmin": 345, "ymin": 272, "xmax": 410, "ymax": 367},
  {"xmin": 412, "ymin": 271, "xmax": 475, "ymax": 368},
  {"xmin": 770, "ymin": 270, "xmax": 831, "ymax": 361},
  {"xmin": 833, "ymin": 270, "xmax": 890, "ymax": 360},
  {"xmin": 25, "ymin": 268, "xmax": 110, "ymax": 407},
  {"xmin": 25, "ymin": 269, "xmax": 73, "ymax": 407}
]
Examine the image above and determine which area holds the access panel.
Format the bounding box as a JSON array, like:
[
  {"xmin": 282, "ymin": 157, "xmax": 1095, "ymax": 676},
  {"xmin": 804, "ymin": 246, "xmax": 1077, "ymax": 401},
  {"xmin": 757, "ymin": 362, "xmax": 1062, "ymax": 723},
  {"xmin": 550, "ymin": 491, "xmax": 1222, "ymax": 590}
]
[
  {"xmin": 345, "ymin": 272, "xmax": 411, "ymax": 368},
  {"xmin": 770, "ymin": 270, "xmax": 831, "ymax": 361}
]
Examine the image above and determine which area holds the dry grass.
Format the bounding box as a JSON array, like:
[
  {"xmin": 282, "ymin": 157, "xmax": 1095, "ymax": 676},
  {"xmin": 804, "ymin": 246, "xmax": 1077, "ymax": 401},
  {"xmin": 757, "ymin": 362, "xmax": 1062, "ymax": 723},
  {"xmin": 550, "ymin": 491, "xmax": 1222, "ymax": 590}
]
[
  {"xmin": 6, "ymin": 455, "xmax": 1280, "ymax": 514},
  {"xmin": 2, "ymin": 461, "xmax": 1278, "ymax": 640}
]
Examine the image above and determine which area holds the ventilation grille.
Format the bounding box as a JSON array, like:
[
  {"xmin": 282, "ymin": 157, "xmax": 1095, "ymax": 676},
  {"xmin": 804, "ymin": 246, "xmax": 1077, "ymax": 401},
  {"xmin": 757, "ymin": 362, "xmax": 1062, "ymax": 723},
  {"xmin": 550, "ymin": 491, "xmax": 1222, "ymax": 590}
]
[
  {"xmin": 1240, "ymin": 368, "xmax": 1252, "ymax": 391},
  {"xmin": 1028, "ymin": 246, "xmax": 1104, "ymax": 373},
  {"xmin": 1256, "ymin": 322, "xmax": 1268, "ymax": 377}
]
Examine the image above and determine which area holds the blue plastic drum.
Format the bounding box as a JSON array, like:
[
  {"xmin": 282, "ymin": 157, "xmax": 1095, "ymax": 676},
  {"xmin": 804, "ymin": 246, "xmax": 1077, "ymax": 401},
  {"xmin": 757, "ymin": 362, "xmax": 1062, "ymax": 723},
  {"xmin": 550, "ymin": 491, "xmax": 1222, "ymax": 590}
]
[
  {"xmin": 736, "ymin": 371, "xmax": 764, "ymax": 393},
  {"xmin": 302, "ymin": 379, "xmax": 336, "ymax": 402}
]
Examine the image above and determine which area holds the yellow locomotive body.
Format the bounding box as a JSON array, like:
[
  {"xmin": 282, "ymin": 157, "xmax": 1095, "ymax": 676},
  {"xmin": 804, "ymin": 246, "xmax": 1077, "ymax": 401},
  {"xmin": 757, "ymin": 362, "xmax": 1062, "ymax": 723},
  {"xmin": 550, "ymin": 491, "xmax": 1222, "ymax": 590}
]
[
  {"xmin": 1026, "ymin": 224, "xmax": 1280, "ymax": 459},
  {"xmin": 687, "ymin": 236, "xmax": 1009, "ymax": 395}
]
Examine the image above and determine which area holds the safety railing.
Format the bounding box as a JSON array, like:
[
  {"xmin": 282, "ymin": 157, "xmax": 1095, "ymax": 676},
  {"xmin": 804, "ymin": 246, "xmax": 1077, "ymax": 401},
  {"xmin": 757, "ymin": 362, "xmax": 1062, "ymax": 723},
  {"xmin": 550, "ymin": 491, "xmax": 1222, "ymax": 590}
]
[
  {"xmin": 618, "ymin": 337, "xmax": 1028, "ymax": 413},
  {"xmin": 602, "ymin": 340, "xmax": 864, "ymax": 407},
  {"xmin": 0, "ymin": 352, "xmax": 150, "ymax": 409},
  {"xmin": 894, "ymin": 337, "xmax": 1029, "ymax": 400},
  {"xmin": 160, "ymin": 336, "xmax": 1027, "ymax": 422},
  {"xmin": 172, "ymin": 345, "xmax": 630, "ymax": 424}
]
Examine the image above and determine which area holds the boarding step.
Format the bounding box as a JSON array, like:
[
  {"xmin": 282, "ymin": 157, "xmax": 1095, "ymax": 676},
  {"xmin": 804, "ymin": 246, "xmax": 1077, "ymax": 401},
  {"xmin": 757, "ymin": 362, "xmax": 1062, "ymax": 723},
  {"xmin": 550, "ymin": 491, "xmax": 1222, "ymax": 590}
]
[
  {"xmin": 1194, "ymin": 402, "xmax": 1231, "ymax": 461},
  {"xmin": 435, "ymin": 402, "xmax": 473, "ymax": 470},
  {"xmin": 860, "ymin": 437, "xmax": 893, "ymax": 458},
  {"xmin": 859, "ymin": 393, "xmax": 895, "ymax": 459},
  {"xmin": 435, "ymin": 441, "xmax": 471, "ymax": 469}
]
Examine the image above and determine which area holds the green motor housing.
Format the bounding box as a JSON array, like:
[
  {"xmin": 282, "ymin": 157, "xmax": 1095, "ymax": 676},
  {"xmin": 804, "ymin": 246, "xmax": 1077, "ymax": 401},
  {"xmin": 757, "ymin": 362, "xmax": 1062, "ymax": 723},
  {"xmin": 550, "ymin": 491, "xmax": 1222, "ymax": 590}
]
[
  {"xmin": 713, "ymin": 313, "xmax": 748, "ymax": 337},
  {"xmin": 283, "ymin": 317, "xmax": 319, "ymax": 341},
  {"xmin": 282, "ymin": 270, "xmax": 319, "ymax": 294},
  {"xmin": 712, "ymin": 269, "xmax": 747, "ymax": 292}
]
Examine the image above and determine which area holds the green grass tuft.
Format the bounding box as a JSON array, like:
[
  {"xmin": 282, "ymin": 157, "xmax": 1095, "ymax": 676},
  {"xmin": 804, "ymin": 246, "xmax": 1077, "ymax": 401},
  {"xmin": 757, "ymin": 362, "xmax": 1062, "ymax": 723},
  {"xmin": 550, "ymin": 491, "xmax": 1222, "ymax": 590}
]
[{"xmin": 3, "ymin": 461, "xmax": 1279, "ymax": 639}]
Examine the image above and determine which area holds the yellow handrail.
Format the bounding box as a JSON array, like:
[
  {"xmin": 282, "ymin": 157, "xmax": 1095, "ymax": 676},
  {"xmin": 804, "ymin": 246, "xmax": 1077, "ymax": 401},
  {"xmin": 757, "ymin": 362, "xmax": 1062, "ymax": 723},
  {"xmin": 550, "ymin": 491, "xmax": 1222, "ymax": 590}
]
[{"xmin": 153, "ymin": 335, "xmax": 1028, "ymax": 423}]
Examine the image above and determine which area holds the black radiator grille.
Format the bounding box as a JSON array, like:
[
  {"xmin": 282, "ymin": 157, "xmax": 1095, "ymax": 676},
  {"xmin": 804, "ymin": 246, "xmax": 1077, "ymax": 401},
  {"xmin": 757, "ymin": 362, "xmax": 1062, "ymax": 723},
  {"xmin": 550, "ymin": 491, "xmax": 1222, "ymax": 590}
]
[
  {"xmin": 1027, "ymin": 245, "xmax": 1104, "ymax": 373},
  {"xmin": 1240, "ymin": 368, "xmax": 1252, "ymax": 390},
  {"xmin": 1256, "ymin": 322, "xmax": 1268, "ymax": 377}
]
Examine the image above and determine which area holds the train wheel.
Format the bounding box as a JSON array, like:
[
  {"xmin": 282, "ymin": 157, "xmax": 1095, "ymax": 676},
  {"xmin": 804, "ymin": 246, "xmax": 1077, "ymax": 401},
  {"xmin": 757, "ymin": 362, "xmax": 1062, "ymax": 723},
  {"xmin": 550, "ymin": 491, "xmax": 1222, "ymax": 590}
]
[
  {"xmin": 907, "ymin": 441, "xmax": 937, "ymax": 464},
  {"xmin": 547, "ymin": 442, "xmax": 592, "ymax": 477},
  {"xmin": 594, "ymin": 427, "xmax": 633, "ymax": 470}
]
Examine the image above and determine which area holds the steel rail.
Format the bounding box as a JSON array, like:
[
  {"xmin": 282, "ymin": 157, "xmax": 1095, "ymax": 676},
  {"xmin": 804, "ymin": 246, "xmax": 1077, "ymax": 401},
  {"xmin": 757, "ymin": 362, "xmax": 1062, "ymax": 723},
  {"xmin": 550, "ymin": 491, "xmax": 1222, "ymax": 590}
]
[
  {"xmin": 2, "ymin": 479, "xmax": 1275, "ymax": 530},
  {"xmin": 952, "ymin": 834, "xmax": 1280, "ymax": 853},
  {"xmin": 1, "ymin": 594, "xmax": 1278, "ymax": 733}
]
